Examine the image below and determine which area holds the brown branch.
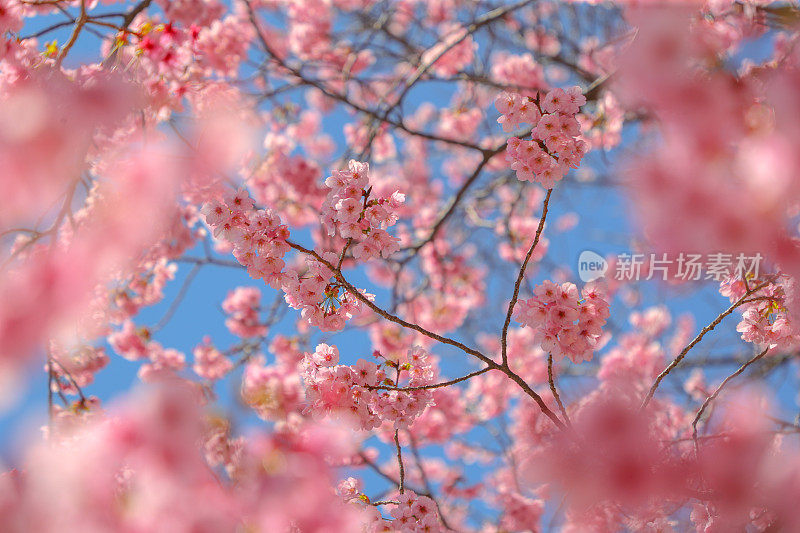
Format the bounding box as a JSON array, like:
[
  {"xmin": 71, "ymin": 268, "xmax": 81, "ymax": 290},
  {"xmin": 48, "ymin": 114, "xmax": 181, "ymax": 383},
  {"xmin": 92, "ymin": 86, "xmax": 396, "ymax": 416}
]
[
  {"xmin": 397, "ymin": 145, "xmax": 506, "ymax": 261},
  {"xmin": 641, "ymin": 280, "xmax": 772, "ymax": 409},
  {"xmin": 393, "ymin": 0, "xmax": 535, "ymax": 107},
  {"xmin": 121, "ymin": 0, "xmax": 152, "ymax": 28},
  {"xmin": 368, "ymin": 366, "xmax": 492, "ymax": 391},
  {"xmin": 692, "ymin": 346, "xmax": 770, "ymax": 444},
  {"xmin": 286, "ymin": 239, "xmax": 566, "ymax": 430},
  {"xmin": 243, "ymin": 0, "xmax": 538, "ymax": 154},
  {"xmin": 357, "ymin": 451, "xmax": 412, "ymax": 490},
  {"xmin": 287, "ymin": 240, "xmax": 497, "ymax": 368},
  {"xmin": 547, "ymin": 353, "xmax": 571, "ymax": 427},
  {"xmin": 394, "ymin": 429, "xmax": 405, "ymax": 494},
  {"xmin": 49, "ymin": 358, "xmax": 88, "ymax": 403},
  {"xmin": 55, "ymin": 0, "xmax": 87, "ymax": 68},
  {"xmin": 501, "ymin": 188, "xmax": 552, "ymax": 366}
]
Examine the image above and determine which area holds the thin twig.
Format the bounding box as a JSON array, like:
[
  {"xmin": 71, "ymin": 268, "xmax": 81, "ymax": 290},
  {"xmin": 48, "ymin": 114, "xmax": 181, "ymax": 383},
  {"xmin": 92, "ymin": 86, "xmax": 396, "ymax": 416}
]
[
  {"xmin": 49, "ymin": 359, "xmax": 87, "ymax": 403},
  {"xmin": 641, "ymin": 280, "xmax": 771, "ymax": 409},
  {"xmin": 176, "ymin": 256, "xmax": 244, "ymax": 269},
  {"xmin": 547, "ymin": 353, "xmax": 571, "ymax": 427},
  {"xmin": 692, "ymin": 347, "xmax": 770, "ymax": 445},
  {"xmin": 55, "ymin": 0, "xmax": 87, "ymax": 67},
  {"xmin": 151, "ymin": 264, "xmax": 201, "ymax": 332},
  {"xmin": 394, "ymin": 429, "xmax": 405, "ymax": 494},
  {"xmin": 501, "ymin": 188, "xmax": 552, "ymax": 366},
  {"xmin": 368, "ymin": 366, "xmax": 492, "ymax": 391}
]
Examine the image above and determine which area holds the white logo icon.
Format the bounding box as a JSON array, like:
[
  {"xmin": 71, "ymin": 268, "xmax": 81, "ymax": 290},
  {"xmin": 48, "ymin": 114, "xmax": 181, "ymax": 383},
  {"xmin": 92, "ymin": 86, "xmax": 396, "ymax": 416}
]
[{"xmin": 578, "ymin": 251, "xmax": 607, "ymax": 282}]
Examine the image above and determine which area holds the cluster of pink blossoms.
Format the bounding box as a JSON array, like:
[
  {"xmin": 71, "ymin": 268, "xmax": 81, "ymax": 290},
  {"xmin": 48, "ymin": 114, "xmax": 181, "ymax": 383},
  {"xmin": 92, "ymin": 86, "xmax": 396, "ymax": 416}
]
[
  {"xmin": 116, "ymin": 12, "xmax": 255, "ymax": 116},
  {"xmin": 107, "ymin": 259, "xmax": 178, "ymax": 323},
  {"xmin": 383, "ymin": 490, "xmax": 443, "ymax": 532},
  {"xmin": 321, "ymin": 160, "xmax": 404, "ymax": 261},
  {"xmin": 513, "ymin": 280, "xmax": 610, "ymax": 364},
  {"xmin": 48, "ymin": 341, "xmax": 109, "ymax": 394},
  {"xmin": 192, "ymin": 336, "xmax": 232, "ymax": 381},
  {"xmin": 222, "ymin": 286, "xmax": 266, "ymax": 338},
  {"xmin": 300, "ymin": 345, "xmax": 434, "ymax": 430},
  {"xmin": 201, "ymin": 187, "xmax": 289, "ymax": 287},
  {"xmin": 496, "ymin": 86, "xmax": 588, "ymax": 188},
  {"xmin": 496, "ymin": 491, "xmax": 545, "ymax": 533},
  {"xmin": 351, "ymin": 487, "xmax": 444, "ymax": 533},
  {"xmin": 490, "ymin": 52, "xmax": 546, "ymax": 96},
  {"xmin": 3, "ymin": 384, "xmax": 368, "ymax": 532},
  {"xmin": 249, "ymin": 148, "xmax": 326, "ymax": 227},
  {"xmin": 241, "ymin": 355, "xmax": 304, "ymax": 421},
  {"xmin": 108, "ymin": 321, "xmax": 186, "ymax": 381},
  {"xmin": 287, "ymin": 0, "xmax": 332, "ymax": 60},
  {"xmin": 720, "ymin": 276, "xmax": 800, "ymax": 351},
  {"xmin": 282, "ymin": 252, "xmax": 365, "ymax": 332}
]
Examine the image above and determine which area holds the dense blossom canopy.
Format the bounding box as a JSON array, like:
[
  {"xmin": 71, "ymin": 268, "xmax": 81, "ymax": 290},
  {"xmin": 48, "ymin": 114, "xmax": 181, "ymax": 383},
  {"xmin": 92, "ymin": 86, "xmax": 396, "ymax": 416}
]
[{"xmin": 2, "ymin": 0, "xmax": 800, "ymax": 531}]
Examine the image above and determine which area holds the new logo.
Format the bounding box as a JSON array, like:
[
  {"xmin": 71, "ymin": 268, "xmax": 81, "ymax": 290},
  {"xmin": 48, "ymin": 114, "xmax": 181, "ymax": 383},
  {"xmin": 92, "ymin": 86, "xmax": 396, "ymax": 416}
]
[{"xmin": 578, "ymin": 250, "xmax": 607, "ymax": 282}]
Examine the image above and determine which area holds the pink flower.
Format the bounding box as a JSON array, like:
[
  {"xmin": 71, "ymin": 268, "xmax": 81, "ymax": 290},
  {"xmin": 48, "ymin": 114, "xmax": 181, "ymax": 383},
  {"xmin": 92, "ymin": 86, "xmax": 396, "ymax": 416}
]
[
  {"xmin": 222, "ymin": 287, "xmax": 266, "ymax": 338},
  {"xmin": 514, "ymin": 281, "xmax": 610, "ymax": 364},
  {"xmin": 499, "ymin": 87, "xmax": 587, "ymax": 188},
  {"xmin": 192, "ymin": 337, "xmax": 233, "ymax": 380},
  {"xmin": 311, "ymin": 343, "xmax": 339, "ymax": 367}
]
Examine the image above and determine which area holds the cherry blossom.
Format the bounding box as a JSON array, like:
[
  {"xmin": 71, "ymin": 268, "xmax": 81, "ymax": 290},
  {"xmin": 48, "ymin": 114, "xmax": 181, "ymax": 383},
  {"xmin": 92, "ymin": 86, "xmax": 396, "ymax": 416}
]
[
  {"xmin": 4, "ymin": 1, "xmax": 800, "ymax": 531},
  {"xmin": 514, "ymin": 280, "xmax": 610, "ymax": 364},
  {"xmin": 496, "ymin": 86, "xmax": 588, "ymax": 189}
]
